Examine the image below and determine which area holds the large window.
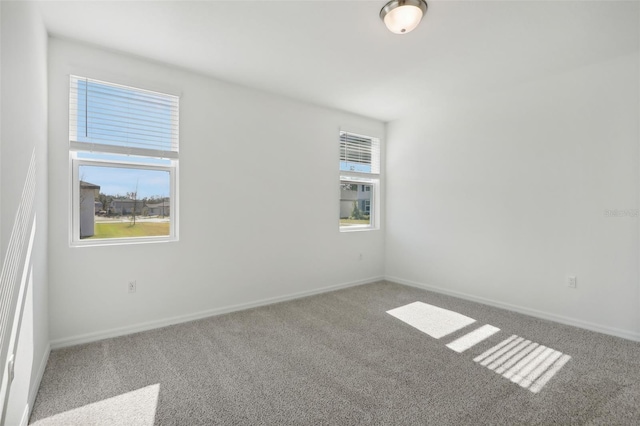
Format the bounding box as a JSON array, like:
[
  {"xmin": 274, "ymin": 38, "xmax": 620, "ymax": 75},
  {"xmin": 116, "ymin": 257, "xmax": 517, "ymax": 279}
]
[
  {"xmin": 69, "ymin": 76, "xmax": 179, "ymax": 245},
  {"xmin": 339, "ymin": 131, "xmax": 380, "ymax": 231}
]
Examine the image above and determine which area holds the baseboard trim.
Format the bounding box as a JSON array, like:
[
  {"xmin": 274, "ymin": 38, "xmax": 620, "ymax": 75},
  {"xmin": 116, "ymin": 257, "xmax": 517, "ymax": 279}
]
[
  {"xmin": 19, "ymin": 403, "xmax": 29, "ymax": 426},
  {"xmin": 386, "ymin": 276, "xmax": 640, "ymax": 343},
  {"xmin": 27, "ymin": 343, "xmax": 50, "ymax": 422},
  {"xmin": 50, "ymin": 276, "xmax": 384, "ymax": 349}
]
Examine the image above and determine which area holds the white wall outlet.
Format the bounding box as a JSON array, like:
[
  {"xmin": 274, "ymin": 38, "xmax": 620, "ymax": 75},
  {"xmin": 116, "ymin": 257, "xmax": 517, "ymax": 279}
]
[
  {"xmin": 128, "ymin": 280, "xmax": 137, "ymax": 293},
  {"xmin": 567, "ymin": 276, "xmax": 577, "ymax": 288}
]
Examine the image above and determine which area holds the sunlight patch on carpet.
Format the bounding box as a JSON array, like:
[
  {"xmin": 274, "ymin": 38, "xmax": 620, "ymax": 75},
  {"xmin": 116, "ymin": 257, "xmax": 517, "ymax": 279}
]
[
  {"xmin": 475, "ymin": 336, "xmax": 571, "ymax": 393},
  {"xmin": 31, "ymin": 384, "xmax": 160, "ymax": 426},
  {"xmin": 446, "ymin": 324, "xmax": 500, "ymax": 353},
  {"xmin": 387, "ymin": 301, "xmax": 476, "ymax": 339}
]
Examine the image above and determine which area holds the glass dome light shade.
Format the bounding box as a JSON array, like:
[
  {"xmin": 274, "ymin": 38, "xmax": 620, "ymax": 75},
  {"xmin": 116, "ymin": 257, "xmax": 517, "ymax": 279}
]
[{"xmin": 380, "ymin": 0, "xmax": 428, "ymax": 35}]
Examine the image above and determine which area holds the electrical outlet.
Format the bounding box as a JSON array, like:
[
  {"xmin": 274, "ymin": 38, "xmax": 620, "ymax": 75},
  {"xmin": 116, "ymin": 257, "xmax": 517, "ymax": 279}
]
[
  {"xmin": 567, "ymin": 276, "xmax": 577, "ymax": 289},
  {"xmin": 128, "ymin": 280, "xmax": 137, "ymax": 293}
]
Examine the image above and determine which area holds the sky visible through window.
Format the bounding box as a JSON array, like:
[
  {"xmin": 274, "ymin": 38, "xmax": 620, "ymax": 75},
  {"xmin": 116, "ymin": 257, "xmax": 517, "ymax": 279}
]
[
  {"xmin": 339, "ymin": 161, "xmax": 371, "ymax": 173},
  {"xmin": 79, "ymin": 165, "xmax": 169, "ymax": 199}
]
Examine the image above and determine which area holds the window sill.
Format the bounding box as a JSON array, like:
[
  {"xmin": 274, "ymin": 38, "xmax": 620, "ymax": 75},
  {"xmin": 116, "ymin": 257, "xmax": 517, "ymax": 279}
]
[
  {"xmin": 71, "ymin": 236, "xmax": 177, "ymax": 248},
  {"xmin": 339, "ymin": 226, "xmax": 378, "ymax": 233}
]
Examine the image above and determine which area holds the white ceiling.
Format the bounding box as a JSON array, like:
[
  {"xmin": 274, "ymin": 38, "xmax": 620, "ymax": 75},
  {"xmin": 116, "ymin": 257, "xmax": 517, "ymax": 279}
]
[{"xmin": 37, "ymin": 0, "xmax": 639, "ymax": 122}]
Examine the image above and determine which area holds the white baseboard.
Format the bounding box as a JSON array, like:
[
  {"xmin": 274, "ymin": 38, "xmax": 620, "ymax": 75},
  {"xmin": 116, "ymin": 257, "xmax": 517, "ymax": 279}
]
[
  {"xmin": 50, "ymin": 276, "xmax": 384, "ymax": 349},
  {"xmin": 19, "ymin": 404, "xmax": 29, "ymax": 426},
  {"xmin": 16, "ymin": 343, "xmax": 48, "ymax": 426},
  {"xmin": 386, "ymin": 276, "xmax": 640, "ymax": 343},
  {"xmin": 28, "ymin": 343, "xmax": 50, "ymax": 413}
]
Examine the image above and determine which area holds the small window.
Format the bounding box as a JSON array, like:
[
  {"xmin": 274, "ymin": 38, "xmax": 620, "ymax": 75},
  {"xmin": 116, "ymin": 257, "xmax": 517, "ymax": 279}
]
[
  {"xmin": 69, "ymin": 76, "xmax": 179, "ymax": 245},
  {"xmin": 339, "ymin": 131, "xmax": 380, "ymax": 231}
]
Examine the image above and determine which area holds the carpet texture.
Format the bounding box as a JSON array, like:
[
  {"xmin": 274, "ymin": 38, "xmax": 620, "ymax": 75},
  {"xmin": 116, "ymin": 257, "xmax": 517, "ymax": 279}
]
[{"xmin": 29, "ymin": 281, "xmax": 640, "ymax": 425}]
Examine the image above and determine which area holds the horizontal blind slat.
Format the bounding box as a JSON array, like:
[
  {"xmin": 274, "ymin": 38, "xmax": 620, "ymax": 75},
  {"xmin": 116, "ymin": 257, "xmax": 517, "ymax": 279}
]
[
  {"xmin": 76, "ymin": 103, "xmax": 180, "ymax": 127},
  {"xmin": 82, "ymin": 83, "xmax": 178, "ymax": 104},
  {"xmin": 74, "ymin": 96, "xmax": 180, "ymax": 120},
  {"xmin": 71, "ymin": 88, "xmax": 178, "ymax": 118},
  {"xmin": 79, "ymin": 121, "xmax": 178, "ymax": 140}
]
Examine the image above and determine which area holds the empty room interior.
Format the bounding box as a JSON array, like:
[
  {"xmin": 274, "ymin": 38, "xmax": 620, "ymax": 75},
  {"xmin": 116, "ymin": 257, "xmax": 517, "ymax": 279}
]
[{"xmin": 1, "ymin": 0, "xmax": 640, "ymax": 424}]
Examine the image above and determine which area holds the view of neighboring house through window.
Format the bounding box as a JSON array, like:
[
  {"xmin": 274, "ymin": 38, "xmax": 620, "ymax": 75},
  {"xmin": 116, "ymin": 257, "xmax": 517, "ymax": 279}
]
[
  {"xmin": 339, "ymin": 131, "xmax": 380, "ymax": 231},
  {"xmin": 69, "ymin": 76, "xmax": 179, "ymax": 245}
]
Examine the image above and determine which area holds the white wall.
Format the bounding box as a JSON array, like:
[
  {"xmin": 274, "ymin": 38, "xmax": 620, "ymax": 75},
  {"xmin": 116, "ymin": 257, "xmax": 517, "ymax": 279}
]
[
  {"xmin": 386, "ymin": 50, "xmax": 640, "ymax": 340},
  {"xmin": 1, "ymin": 1, "xmax": 49, "ymax": 423},
  {"xmin": 48, "ymin": 38, "xmax": 385, "ymax": 346}
]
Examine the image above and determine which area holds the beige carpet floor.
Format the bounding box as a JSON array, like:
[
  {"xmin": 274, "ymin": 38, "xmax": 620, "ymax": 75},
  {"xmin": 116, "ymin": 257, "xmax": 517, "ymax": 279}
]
[{"xmin": 30, "ymin": 281, "xmax": 640, "ymax": 425}]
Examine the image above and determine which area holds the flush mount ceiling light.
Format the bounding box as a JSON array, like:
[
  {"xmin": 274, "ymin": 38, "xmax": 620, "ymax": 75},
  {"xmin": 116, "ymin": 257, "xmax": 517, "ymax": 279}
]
[{"xmin": 380, "ymin": 0, "xmax": 428, "ymax": 34}]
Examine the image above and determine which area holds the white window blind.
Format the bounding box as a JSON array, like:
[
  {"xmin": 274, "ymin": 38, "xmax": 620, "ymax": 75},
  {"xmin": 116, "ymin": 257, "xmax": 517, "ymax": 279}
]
[
  {"xmin": 69, "ymin": 75, "xmax": 179, "ymax": 159},
  {"xmin": 339, "ymin": 131, "xmax": 380, "ymax": 174}
]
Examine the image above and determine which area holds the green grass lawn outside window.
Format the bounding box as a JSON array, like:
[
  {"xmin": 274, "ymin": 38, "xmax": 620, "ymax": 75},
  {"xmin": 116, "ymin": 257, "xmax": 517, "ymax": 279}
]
[{"xmin": 84, "ymin": 222, "xmax": 170, "ymax": 239}]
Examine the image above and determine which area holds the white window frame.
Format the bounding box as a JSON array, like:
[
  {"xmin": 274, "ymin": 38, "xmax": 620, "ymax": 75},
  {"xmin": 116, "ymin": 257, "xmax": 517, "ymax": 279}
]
[
  {"xmin": 70, "ymin": 155, "xmax": 179, "ymax": 246},
  {"xmin": 68, "ymin": 75, "xmax": 179, "ymax": 247},
  {"xmin": 339, "ymin": 131, "xmax": 380, "ymax": 232},
  {"xmin": 339, "ymin": 176, "xmax": 378, "ymax": 231}
]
